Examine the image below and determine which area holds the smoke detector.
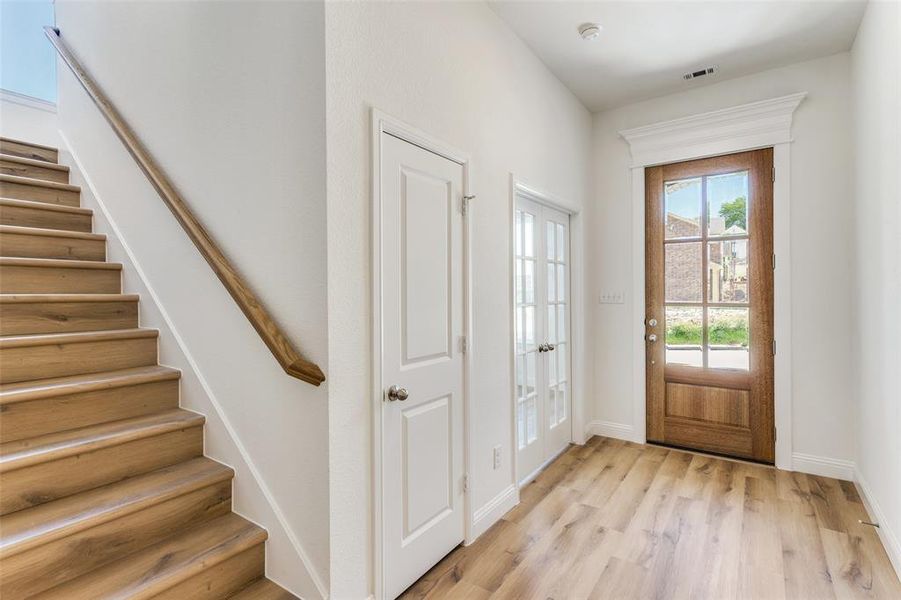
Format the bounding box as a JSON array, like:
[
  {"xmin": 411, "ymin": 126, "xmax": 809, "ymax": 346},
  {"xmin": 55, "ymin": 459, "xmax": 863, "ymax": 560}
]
[
  {"xmin": 578, "ymin": 23, "xmax": 602, "ymax": 41},
  {"xmin": 683, "ymin": 66, "xmax": 718, "ymax": 80}
]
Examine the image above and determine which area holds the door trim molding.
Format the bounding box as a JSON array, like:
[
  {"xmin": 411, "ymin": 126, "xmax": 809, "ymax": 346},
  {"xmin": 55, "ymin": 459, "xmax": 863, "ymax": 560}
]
[
  {"xmin": 618, "ymin": 93, "xmax": 806, "ymax": 470},
  {"xmin": 509, "ymin": 177, "xmax": 586, "ymax": 487},
  {"xmin": 370, "ymin": 108, "xmax": 473, "ymax": 600}
]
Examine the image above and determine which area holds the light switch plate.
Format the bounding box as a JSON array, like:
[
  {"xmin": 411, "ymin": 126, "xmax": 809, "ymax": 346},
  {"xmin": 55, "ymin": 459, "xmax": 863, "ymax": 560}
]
[{"xmin": 599, "ymin": 291, "xmax": 625, "ymax": 304}]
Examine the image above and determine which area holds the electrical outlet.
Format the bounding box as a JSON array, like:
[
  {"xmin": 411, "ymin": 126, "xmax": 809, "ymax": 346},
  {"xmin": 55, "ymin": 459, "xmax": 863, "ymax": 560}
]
[
  {"xmin": 493, "ymin": 445, "xmax": 502, "ymax": 470},
  {"xmin": 599, "ymin": 291, "xmax": 625, "ymax": 304}
]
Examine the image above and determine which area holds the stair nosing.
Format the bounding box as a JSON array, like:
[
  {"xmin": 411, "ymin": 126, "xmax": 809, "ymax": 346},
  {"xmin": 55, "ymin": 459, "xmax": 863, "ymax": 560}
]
[
  {"xmin": 0, "ymin": 174, "xmax": 79, "ymax": 192},
  {"xmin": 0, "ymin": 327, "xmax": 157, "ymax": 349},
  {"xmin": 0, "ymin": 408, "xmax": 205, "ymax": 473},
  {"xmin": 0, "ymin": 457, "xmax": 233, "ymax": 559},
  {"xmin": 0, "ymin": 365, "xmax": 180, "ymax": 405},
  {"xmin": 37, "ymin": 514, "xmax": 266, "ymax": 600},
  {"xmin": 0, "ymin": 153, "xmax": 69, "ymax": 171},
  {"xmin": 0, "ymin": 197, "xmax": 91, "ymax": 214},
  {"xmin": 0, "ymin": 136, "xmax": 59, "ymax": 152},
  {"xmin": 0, "ymin": 293, "xmax": 137, "ymax": 303},
  {"xmin": 0, "ymin": 256, "xmax": 120, "ymax": 269},
  {"xmin": 0, "ymin": 224, "xmax": 104, "ymax": 240}
]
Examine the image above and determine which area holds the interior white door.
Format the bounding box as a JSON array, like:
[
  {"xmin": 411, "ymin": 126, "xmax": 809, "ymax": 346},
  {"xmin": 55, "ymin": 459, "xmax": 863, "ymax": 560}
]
[
  {"xmin": 381, "ymin": 132, "xmax": 465, "ymax": 600},
  {"xmin": 514, "ymin": 198, "xmax": 572, "ymax": 485}
]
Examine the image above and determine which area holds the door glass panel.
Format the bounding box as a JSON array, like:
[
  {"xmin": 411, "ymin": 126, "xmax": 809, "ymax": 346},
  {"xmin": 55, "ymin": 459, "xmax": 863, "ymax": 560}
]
[
  {"xmin": 515, "ymin": 354, "xmax": 525, "ymax": 400},
  {"xmin": 707, "ymin": 171, "xmax": 749, "ymax": 236},
  {"xmin": 526, "ymin": 396, "xmax": 537, "ymax": 443},
  {"xmin": 515, "ymin": 260, "xmax": 523, "ymax": 305},
  {"xmin": 665, "ymin": 306, "xmax": 703, "ymax": 367},
  {"xmin": 547, "ymin": 266, "xmax": 555, "ymax": 303},
  {"xmin": 708, "ymin": 240, "xmax": 749, "ymax": 303},
  {"xmin": 515, "ymin": 210, "xmax": 523, "ymax": 255},
  {"xmin": 665, "ymin": 242, "xmax": 702, "ymax": 302},
  {"xmin": 517, "ymin": 401, "xmax": 526, "ymax": 449},
  {"xmin": 557, "ymin": 305, "xmax": 566, "ymax": 342},
  {"xmin": 558, "ymin": 382, "xmax": 567, "ymax": 422},
  {"xmin": 524, "ymin": 260, "xmax": 535, "ymax": 304},
  {"xmin": 547, "ymin": 305, "xmax": 556, "ymax": 343},
  {"xmin": 546, "ymin": 222, "xmax": 555, "ymax": 260},
  {"xmin": 665, "ymin": 177, "xmax": 702, "ymax": 239},
  {"xmin": 557, "ymin": 344, "xmax": 566, "ymax": 382},
  {"xmin": 524, "ymin": 213, "xmax": 535, "ymax": 257},
  {"xmin": 707, "ymin": 307, "xmax": 750, "ymax": 370},
  {"xmin": 548, "ymin": 388, "xmax": 558, "ymax": 426},
  {"xmin": 524, "ymin": 306, "xmax": 535, "ymax": 348},
  {"xmin": 557, "ymin": 264, "xmax": 565, "ymax": 302},
  {"xmin": 525, "ymin": 352, "xmax": 536, "ymax": 397}
]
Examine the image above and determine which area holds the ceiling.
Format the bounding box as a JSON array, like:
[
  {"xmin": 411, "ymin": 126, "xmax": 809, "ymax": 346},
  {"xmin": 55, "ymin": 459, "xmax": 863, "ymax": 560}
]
[{"xmin": 488, "ymin": 1, "xmax": 867, "ymax": 112}]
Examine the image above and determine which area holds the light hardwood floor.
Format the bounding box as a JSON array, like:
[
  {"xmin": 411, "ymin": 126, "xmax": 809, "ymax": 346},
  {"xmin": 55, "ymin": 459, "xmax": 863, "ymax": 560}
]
[{"xmin": 401, "ymin": 436, "xmax": 901, "ymax": 600}]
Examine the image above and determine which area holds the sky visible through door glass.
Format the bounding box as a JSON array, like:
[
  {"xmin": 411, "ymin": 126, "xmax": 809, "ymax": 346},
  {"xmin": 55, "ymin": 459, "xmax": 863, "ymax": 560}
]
[
  {"xmin": 1, "ymin": 0, "xmax": 56, "ymax": 102},
  {"xmin": 666, "ymin": 173, "xmax": 747, "ymax": 221}
]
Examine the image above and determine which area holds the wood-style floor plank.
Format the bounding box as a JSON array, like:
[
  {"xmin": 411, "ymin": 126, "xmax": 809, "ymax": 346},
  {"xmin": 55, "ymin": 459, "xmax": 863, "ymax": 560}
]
[{"xmin": 400, "ymin": 436, "xmax": 901, "ymax": 600}]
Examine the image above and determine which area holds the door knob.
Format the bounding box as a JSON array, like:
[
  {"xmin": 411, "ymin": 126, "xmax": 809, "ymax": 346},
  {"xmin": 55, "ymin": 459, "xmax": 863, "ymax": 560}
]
[
  {"xmin": 647, "ymin": 334, "xmax": 658, "ymax": 343},
  {"xmin": 538, "ymin": 343, "xmax": 547, "ymax": 353},
  {"xmin": 546, "ymin": 343, "xmax": 556, "ymax": 352},
  {"xmin": 648, "ymin": 318, "xmax": 658, "ymax": 327},
  {"xmin": 386, "ymin": 385, "xmax": 409, "ymax": 402}
]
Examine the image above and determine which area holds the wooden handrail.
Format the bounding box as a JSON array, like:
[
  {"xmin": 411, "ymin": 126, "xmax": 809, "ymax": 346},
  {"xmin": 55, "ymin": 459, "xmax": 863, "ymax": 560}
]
[{"xmin": 44, "ymin": 27, "xmax": 325, "ymax": 386}]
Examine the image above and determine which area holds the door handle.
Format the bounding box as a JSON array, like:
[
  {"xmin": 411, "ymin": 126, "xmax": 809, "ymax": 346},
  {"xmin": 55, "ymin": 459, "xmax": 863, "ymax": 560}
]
[
  {"xmin": 546, "ymin": 343, "xmax": 556, "ymax": 352},
  {"xmin": 647, "ymin": 334, "xmax": 658, "ymax": 343},
  {"xmin": 538, "ymin": 343, "xmax": 547, "ymax": 353},
  {"xmin": 385, "ymin": 385, "xmax": 409, "ymax": 402}
]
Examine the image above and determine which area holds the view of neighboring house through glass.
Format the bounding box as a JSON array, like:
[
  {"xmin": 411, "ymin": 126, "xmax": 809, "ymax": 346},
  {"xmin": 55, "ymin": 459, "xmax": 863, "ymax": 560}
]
[
  {"xmin": 663, "ymin": 170, "xmax": 751, "ymax": 370},
  {"xmin": 1, "ymin": 0, "xmax": 56, "ymax": 102}
]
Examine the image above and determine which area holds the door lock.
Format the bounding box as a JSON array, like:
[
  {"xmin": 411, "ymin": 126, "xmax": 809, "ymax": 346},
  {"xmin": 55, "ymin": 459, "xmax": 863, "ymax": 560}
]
[
  {"xmin": 647, "ymin": 334, "xmax": 658, "ymax": 343},
  {"xmin": 647, "ymin": 318, "xmax": 658, "ymax": 327},
  {"xmin": 385, "ymin": 385, "xmax": 409, "ymax": 402}
]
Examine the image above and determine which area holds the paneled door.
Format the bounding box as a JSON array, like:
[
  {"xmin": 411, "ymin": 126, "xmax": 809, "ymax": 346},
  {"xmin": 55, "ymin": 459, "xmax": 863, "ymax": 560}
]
[
  {"xmin": 645, "ymin": 148, "xmax": 775, "ymax": 462},
  {"xmin": 380, "ymin": 132, "xmax": 465, "ymax": 599},
  {"xmin": 514, "ymin": 197, "xmax": 572, "ymax": 484}
]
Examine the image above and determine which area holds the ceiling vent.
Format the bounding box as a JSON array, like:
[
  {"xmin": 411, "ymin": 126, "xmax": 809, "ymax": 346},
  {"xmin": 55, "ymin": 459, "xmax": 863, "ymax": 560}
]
[{"xmin": 683, "ymin": 66, "xmax": 717, "ymax": 81}]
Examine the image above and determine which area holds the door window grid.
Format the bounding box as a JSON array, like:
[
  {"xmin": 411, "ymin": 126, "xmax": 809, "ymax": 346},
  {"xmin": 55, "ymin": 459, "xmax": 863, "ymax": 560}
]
[
  {"xmin": 663, "ymin": 171, "xmax": 751, "ymax": 370},
  {"xmin": 515, "ymin": 209, "xmax": 538, "ymax": 449},
  {"xmin": 546, "ymin": 221, "xmax": 568, "ymax": 427}
]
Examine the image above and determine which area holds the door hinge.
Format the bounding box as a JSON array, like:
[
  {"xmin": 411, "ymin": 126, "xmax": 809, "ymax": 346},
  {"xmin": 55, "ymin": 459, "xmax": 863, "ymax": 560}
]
[
  {"xmin": 772, "ymin": 339, "xmax": 777, "ymax": 356},
  {"xmin": 463, "ymin": 474, "xmax": 470, "ymax": 493},
  {"xmin": 462, "ymin": 194, "xmax": 475, "ymax": 216},
  {"xmin": 772, "ymin": 253, "xmax": 776, "ymax": 270},
  {"xmin": 459, "ymin": 335, "xmax": 468, "ymax": 354},
  {"xmin": 772, "ymin": 166, "xmax": 776, "ymax": 182},
  {"xmin": 774, "ymin": 426, "xmax": 777, "ymax": 441}
]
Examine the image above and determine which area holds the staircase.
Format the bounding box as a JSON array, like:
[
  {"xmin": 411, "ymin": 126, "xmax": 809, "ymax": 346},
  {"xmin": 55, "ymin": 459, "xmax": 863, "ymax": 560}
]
[{"xmin": 0, "ymin": 137, "xmax": 297, "ymax": 600}]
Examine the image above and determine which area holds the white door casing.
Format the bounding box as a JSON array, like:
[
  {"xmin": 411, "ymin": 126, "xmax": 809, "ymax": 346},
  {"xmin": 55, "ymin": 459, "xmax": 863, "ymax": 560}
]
[
  {"xmin": 514, "ymin": 196, "xmax": 572, "ymax": 485},
  {"xmin": 379, "ymin": 131, "xmax": 466, "ymax": 599}
]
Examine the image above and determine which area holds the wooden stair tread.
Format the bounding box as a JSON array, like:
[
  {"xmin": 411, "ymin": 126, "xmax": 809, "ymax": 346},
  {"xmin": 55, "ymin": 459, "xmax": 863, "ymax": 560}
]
[
  {"xmin": 0, "ymin": 137, "xmax": 58, "ymax": 153},
  {"xmin": 0, "ymin": 365, "xmax": 179, "ymax": 405},
  {"xmin": 230, "ymin": 579, "xmax": 299, "ymax": 600},
  {"xmin": 0, "ymin": 137, "xmax": 59, "ymax": 163},
  {"xmin": 0, "ymin": 174, "xmax": 79, "ymax": 193},
  {"xmin": 0, "ymin": 154, "xmax": 69, "ymax": 172},
  {"xmin": 0, "ymin": 292, "xmax": 137, "ymax": 304},
  {"xmin": 0, "ymin": 327, "xmax": 156, "ymax": 349},
  {"xmin": 0, "ymin": 256, "xmax": 120, "ymax": 270},
  {"xmin": 0, "ymin": 197, "xmax": 91, "ymax": 215},
  {"xmin": 0, "ymin": 224, "xmax": 104, "ymax": 241},
  {"xmin": 35, "ymin": 512, "xmax": 266, "ymax": 600},
  {"xmin": 0, "ymin": 457, "xmax": 232, "ymax": 558},
  {"xmin": 0, "ymin": 408, "xmax": 203, "ymax": 473}
]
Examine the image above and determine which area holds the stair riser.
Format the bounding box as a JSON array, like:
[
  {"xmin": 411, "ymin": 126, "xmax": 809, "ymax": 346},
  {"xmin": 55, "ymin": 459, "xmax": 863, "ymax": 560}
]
[
  {"xmin": 0, "ymin": 425, "xmax": 203, "ymax": 514},
  {"xmin": 154, "ymin": 544, "xmax": 265, "ymax": 600},
  {"xmin": 0, "ymin": 300, "xmax": 138, "ymax": 336},
  {"xmin": 0, "ymin": 379, "xmax": 178, "ymax": 443},
  {"xmin": 0, "ymin": 336, "xmax": 157, "ymax": 384},
  {"xmin": 0, "ymin": 141, "xmax": 58, "ymax": 164},
  {"xmin": 0, "ymin": 481, "xmax": 232, "ymax": 599},
  {"xmin": 0, "ymin": 264, "xmax": 120, "ymax": 294},
  {"xmin": 0, "ymin": 180, "xmax": 79, "ymax": 207},
  {"xmin": 0, "ymin": 231, "xmax": 105, "ymax": 261},
  {"xmin": 0, "ymin": 160, "xmax": 69, "ymax": 184},
  {"xmin": 0, "ymin": 203, "xmax": 92, "ymax": 232}
]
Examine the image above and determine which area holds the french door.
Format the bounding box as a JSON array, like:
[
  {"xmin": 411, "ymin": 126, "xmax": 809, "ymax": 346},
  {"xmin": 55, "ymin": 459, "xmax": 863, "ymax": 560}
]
[
  {"xmin": 645, "ymin": 148, "xmax": 775, "ymax": 463},
  {"xmin": 514, "ymin": 197, "xmax": 571, "ymax": 484}
]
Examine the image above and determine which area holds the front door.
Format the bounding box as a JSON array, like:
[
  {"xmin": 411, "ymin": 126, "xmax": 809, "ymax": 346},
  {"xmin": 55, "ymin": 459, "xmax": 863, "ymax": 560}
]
[
  {"xmin": 514, "ymin": 197, "xmax": 572, "ymax": 484},
  {"xmin": 645, "ymin": 148, "xmax": 775, "ymax": 462},
  {"xmin": 380, "ymin": 132, "xmax": 465, "ymax": 598}
]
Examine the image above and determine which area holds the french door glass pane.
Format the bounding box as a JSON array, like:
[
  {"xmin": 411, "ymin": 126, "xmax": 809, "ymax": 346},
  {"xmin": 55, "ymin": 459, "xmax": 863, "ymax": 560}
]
[
  {"xmin": 556, "ymin": 223, "xmax": 566, "ymax": 261},
  {"xmin": 547, "ymin": 305, "xmax": 556, "ymax": 343},
  {"xmin": 557, "ymin": 305, "xmax": 566, "ymax": 342},
  {"xmin": 515, "ymin": 354, "xmax": 525, "ymax": 400},
  {"xmin": 524, "ymin": 306, "xmax": 535, "ymax": 348},
  {"xmin": 558, "ymin": 382, "xmax": 567, "ymax": 423},
  {"xmin": 515, "ymin": 210, "xmax": 523, "ymax": 255},
  {"xmin": 524, "ymin": 213, "xmax": 535, "ymax": 257},
  {"xmin": 707, "ymin": 307, "xmax": 750, "ymax": 370},
  {"xmin": 524, "ymin": 260, "xmax": 535, "ymax": 304},
  {"xmin": 525, "ymin": 352, "xmax": 536, "ymax": 396},
  {"xmin": 665, "ymin": 242, "xmax": 702, "ymax": 302},
  {"xmin": 708, "ymin": 239, "xmax": 749, "ymax": 302},
  {"xmin": 517, "ymin": 401, "xmax": 526, "ymax": 449},
  {"xmin": 665, "ymin": 306, "xmax": 703, "ymax": 367},
  {"xmin": 546, "ymin": 222, "xmax": 555, "ymax": 260},
  {"xmin": 665, "ymin": 177, "xmax": 702, "ymax": 239},
  {"xmin": 526, "ymin": 397, "xmax": 537, "ymax": 443},
  {"xmin": 557, "ymin": 344, "xmax": 566, "ymax": 382},
  {"xmin": 557, "ymin": 264, "xmax": 565, "ymax": 302},
  {"xmin": 707, "ymin": 171, "xmax": 749, "ymax": 236},
  {"xmin": 547, "ymin": 267, "xmax": 555, "ymax": 303}
]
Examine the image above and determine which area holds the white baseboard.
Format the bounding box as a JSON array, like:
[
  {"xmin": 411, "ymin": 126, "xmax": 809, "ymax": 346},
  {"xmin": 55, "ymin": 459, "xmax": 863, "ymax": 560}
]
[
  {"xmin": 855, "ymin": 468, "xmax": 901, "ymax": 581},
  {"xmin": 585, "ymin": 420, "xmax": 636, "ymax": 442},
  {"xmin": 469, "ymin": 484, "xmax": 518, "ymax": 541},
  {"xmin": 791, "ymin": 452, "xmax": 856, "ymax": 481}
]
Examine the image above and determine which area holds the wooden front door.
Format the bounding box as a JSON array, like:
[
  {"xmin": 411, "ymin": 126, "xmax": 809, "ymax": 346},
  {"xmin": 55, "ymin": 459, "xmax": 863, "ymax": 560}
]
[{"xmin": 645, "ymin": 148, "xmax": 775, "ymax": 463}]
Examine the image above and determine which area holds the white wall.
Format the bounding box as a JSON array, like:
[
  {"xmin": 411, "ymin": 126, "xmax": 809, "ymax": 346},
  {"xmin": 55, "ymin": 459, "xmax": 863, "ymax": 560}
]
[
  {"xmin": 0, "ymin": 91, "xmax": 58, "ymax": 146},
  {"xmin": 850, "ymin": 0, "xmax": 901, "ymax": 575},
  {"xmin": 324, "ymin": 2, "xmax": 592, "ymax": 596},
  {"xmin": 53, "ymin": 1, "xmax": 329, "ymax": 596},
  {"xmin": 590, "ymin": 53, "xmax": 856, "ymax": 465}
]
